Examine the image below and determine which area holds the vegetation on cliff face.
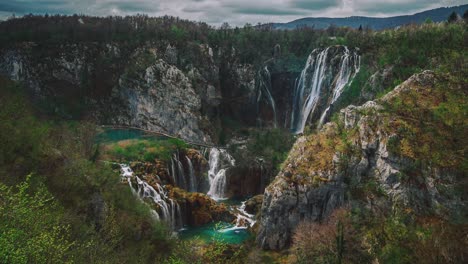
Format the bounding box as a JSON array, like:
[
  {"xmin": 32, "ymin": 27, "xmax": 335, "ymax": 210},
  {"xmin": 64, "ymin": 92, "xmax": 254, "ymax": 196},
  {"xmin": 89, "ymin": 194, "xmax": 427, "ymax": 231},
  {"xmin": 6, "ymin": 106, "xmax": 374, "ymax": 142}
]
[
  {"xmin": 273, "ymin": 65, "xmax": 467, "ymax": 263},
  {"xmin": 0, "ymin": 15, "xmax": 467, "ymax": 263},
  {"xmin": 0, "ymin": 78, "xmax": 175, "ymax": 263},
  {"xmin": 103, "ymin": 137, "xmax": 188, "ymax": 162}
]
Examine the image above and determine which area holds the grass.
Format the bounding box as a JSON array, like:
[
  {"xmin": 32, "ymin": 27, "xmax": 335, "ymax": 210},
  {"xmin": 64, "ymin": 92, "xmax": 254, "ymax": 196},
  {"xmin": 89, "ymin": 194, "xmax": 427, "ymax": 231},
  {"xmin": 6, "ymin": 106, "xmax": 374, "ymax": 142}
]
[{"xmin": 102, "ymin": 138, "xmax": 188, "ymax": 162}]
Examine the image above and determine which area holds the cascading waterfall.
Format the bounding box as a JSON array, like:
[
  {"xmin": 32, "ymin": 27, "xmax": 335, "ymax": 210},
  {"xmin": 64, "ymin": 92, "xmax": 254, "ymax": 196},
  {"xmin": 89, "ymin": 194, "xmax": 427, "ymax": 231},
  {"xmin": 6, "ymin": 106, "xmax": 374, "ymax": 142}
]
[
  {"xmin": 169, "ymin": 153, "xmax": 187, "ymax": 190},
  {"xmin": 256, "ymin": 66, "xmax": 277, "ymax": 128},
  {"xmin": 219, "ymin": 201, "xmax": 256, "ymax": 233},
  {"xmin": 234, "ymin": 201, "xmax": 256, "ymax": 228},
  {"xmin": 291, "ymin": 46, "xmax": 360, "ymax": 133},
  {"xmin": 169, "ymin": 153, "xmax": 199, "ymax": 192},
  {"xmin": 120, "ymin": 164, "xmax": 182, "ymax": 230},
  {"xmin": 318, "ymin": 47, "xmax": 361, "ymax": 126},
  {"xmin": 185, "ymin": 156, "xmax": 197, "ymax": 192},
  {"xmin": 207, "ymin": 148, "xmax": 235, "ymax": 200}
]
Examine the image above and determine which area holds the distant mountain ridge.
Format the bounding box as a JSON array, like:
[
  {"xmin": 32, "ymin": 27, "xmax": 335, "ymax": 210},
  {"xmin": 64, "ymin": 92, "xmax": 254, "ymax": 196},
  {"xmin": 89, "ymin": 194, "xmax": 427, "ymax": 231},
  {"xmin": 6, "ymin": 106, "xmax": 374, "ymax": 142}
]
[{"xmin": 269, "ymin": 4, "xmax": 467, "ymax": 30}]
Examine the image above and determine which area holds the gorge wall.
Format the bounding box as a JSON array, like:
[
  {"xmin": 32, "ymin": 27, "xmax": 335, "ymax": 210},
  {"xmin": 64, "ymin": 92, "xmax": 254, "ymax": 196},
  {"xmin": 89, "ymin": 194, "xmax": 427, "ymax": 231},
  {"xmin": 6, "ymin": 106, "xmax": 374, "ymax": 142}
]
[{"xmin": 257, "ymin": 71, "xmax": 466, "ymax": 249}]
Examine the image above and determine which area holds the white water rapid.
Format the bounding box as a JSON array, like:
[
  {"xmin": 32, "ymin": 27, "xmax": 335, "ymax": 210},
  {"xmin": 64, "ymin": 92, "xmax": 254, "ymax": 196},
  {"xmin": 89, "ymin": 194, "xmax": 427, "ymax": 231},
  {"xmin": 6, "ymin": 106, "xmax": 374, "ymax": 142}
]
[{"xmin": 120, "ymin": 164, "xmax": 182, "ymax": 230}]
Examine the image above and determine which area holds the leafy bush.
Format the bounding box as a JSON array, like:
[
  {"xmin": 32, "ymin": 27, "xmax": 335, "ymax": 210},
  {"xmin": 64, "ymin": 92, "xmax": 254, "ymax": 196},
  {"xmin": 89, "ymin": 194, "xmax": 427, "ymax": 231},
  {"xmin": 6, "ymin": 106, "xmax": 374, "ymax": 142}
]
[
  {"xmin": 246, "ymin": 128, "xmax": 295, "ymax": 170},
  {"xmin": 0, "ymin": 176, "xmax": 74, "ymax": 264}
]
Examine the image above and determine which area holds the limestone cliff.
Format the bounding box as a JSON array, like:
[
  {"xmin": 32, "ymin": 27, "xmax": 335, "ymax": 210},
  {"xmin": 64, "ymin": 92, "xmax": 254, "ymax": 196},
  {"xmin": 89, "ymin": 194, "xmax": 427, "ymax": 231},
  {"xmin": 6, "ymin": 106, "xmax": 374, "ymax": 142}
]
[
  {"xmin": 257, "ymin": 71, "xmax": 466, "ymax": 250},
  {"xmin": 0, "ymin": 43, "xmax": 258, "ymax": 143}
]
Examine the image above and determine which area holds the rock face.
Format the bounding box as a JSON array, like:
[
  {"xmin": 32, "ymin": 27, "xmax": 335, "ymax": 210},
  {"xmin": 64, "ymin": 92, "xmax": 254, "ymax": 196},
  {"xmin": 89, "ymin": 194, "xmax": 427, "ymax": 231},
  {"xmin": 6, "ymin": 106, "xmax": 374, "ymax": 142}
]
[
  {"xmin": 0, "ymin": 43, "xmax": 259, "ymax": 143},
  {"xmin": 111, "ymin": 58, "xmax": 207, "ymax": 142},
  {"xmin": 257, "ymin": 171, "xmax": 345, "ymax": 250},
  {"xmin": 225, "ymin": 163, "xmax": 272, "ymax": 198},
  {"xmin": 257, "ymin": 71, "xmax": 465, "ymax": 250}
]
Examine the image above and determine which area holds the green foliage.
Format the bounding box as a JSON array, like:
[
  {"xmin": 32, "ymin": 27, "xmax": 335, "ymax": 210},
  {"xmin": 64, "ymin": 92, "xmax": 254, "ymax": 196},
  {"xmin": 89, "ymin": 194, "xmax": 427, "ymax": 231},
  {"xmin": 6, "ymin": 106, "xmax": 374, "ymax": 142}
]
[
  {"xmin": 0, "ymin": 80, "xmax": 174, "ymax": 263},
  {"xmin": 246, "ymin": 128, "xmax": 295, "ymax": 171},
  {"xmin": 105, "ymin": 137, "xmax": 187, "ymax": 162},
  {"xmin": 381, "ymin": 66, "xmax": 467, "ymax": 170},
  {"xmin": 335, "ymin": 64, "xmax": 371, "ymax": 108},
  {"xmin": 448, "ymin": 11, "xmax": 459, "ymax": 23},
  {"xmin": 0, "ymin": 175, "xmax": 73, "ymax": 264},
  {"xmin": 0, "ymin": 78, "xmax": 49, "ymax": 179}
]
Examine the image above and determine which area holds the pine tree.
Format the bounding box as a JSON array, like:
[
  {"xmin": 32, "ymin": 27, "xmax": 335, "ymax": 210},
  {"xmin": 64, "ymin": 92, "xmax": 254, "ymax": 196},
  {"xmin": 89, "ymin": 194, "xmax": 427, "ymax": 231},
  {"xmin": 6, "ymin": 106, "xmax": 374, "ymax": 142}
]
[{"xmin": 448, "ymin": 11, "xmax": 458, "ymax": 23}]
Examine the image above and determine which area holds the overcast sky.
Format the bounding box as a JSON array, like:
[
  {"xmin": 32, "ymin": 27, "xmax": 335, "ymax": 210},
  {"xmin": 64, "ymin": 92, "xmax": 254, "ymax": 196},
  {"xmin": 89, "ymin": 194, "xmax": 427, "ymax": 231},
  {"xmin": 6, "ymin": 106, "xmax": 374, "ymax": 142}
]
[{"xmin": 0, "ymin": 0, "xmax": 466, "ymax": 26}]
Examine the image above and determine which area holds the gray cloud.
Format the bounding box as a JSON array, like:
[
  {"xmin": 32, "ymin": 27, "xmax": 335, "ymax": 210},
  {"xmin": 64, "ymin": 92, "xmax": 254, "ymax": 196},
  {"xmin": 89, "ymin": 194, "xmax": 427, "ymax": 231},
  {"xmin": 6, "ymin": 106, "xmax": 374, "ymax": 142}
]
[
  {"xmin": 228, "ymin": 7, "xmax": 307, "ymax": 16},
  {"xmin": 291, "ymin": 0, "xmax": 343, "ymax": 11},
  {"xmin": 0, "ymin": 0, "xmax": 466, "ymax": 26}
]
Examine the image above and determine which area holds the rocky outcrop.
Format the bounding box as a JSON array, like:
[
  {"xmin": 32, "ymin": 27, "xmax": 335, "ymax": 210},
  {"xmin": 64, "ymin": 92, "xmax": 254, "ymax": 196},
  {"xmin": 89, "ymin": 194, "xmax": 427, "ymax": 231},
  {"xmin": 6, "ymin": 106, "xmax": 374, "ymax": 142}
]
[
  {"xmin": 257, "ymin": 71, "xmax": 465, "ymax": 250},
  {"xmin": 113, "ymin": 58, "xmax": 207, "ymax": 142},
  {"xmin": 257, "ymin": 173, "xmax": 345, "ymax": 250},
  {"xmin": 245, "ymin": 195, "xmax": 263, "ymax": 216},
  {"xmin": 225, "ymin": 163, "xmax": 272, "ymax": 198},
  {"xmin": 170, "ymin": 187, "xmax": 235, "ymax": 226}
]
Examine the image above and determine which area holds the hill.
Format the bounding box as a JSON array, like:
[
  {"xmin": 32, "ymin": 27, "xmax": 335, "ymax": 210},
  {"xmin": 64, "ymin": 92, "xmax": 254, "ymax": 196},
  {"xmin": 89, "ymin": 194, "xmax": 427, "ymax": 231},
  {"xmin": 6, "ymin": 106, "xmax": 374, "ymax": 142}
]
[{"xmin": 270, "ymin": 4, "xmax": 468, "ymax": 30}]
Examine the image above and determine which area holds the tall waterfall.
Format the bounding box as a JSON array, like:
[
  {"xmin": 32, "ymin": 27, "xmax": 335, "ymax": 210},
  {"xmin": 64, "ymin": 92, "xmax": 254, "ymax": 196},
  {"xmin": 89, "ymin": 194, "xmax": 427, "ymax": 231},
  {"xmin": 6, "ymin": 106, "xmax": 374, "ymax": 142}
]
[
  {"xmin": 291, "ymin": 46, "xmax": 360, "ymax": 133},
  {"xmin": 207, "ymin": 148, "xmax": 235, "ymax": 200},
  {"xmin": 256, "ymin": 66, "xmax": 277, "ymax": 128},
  {"xmin": 120, "ymin": 164, "xmax": 182, "ymax": 230}
]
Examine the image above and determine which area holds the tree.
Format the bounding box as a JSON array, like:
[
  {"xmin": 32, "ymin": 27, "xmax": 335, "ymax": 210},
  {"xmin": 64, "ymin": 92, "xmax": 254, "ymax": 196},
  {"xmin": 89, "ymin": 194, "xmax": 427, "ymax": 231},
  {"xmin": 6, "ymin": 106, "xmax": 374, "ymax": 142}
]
[
  {"xmin": 0, "ymin": 176, "xmax": 74, "ymax": 263},
  {"xmin": 448, "ymin": 11, "xmax": 459, "ymax": 23},
  {"xmin": 463, "ymin": 10, "xmax": 468, "ymax": 22}
]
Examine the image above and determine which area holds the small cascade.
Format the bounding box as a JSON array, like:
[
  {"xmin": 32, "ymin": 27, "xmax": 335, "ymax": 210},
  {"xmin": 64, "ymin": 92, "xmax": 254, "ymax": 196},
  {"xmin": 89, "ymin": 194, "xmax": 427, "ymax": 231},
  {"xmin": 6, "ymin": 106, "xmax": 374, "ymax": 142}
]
[
  {"xmin": 219, "ymin": 201, "xmax": 256, "ymax": 233},
  {"xmin": 235, "ymin": 201, "xmax": 256, "ymax": 228},
  {"xmin": 256, "ymin": 66, "xmax": 277, "ymax": 128},
  {"xmin": 207, "ymin": 148, "xmax": 235, "ymax": 200},
  {"xmin": 176, "ymin": 158, "xmax": 186, "ymax": 189},
  {"xmin": 120, "ymin": 164, "xmax": 182, "ymax": 230},
  {"xmin": 185, "ymin": 156, "xmax": 197, "ymax": 192},
  {"xmin": 169, "ymin": 152, "xmax": 201, "ymax": 192},
  {"xmin": 170, "ymin": 158, "xmax": 177, "ymax": 185},
  {"xmin": 169, "ymin": 153, "xmax": 187, "ymax": 190},
  {"xmin": 291, "ymin": 46, "xmax": 360, "ymax": 133}
]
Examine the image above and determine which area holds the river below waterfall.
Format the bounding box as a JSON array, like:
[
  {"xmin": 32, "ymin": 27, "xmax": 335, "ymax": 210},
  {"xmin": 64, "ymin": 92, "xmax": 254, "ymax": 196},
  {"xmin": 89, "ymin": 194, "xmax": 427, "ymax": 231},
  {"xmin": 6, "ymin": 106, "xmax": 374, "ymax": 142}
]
[{"xmin": 178, "ymin": 199, "xmax": 254, "ymax": 244}]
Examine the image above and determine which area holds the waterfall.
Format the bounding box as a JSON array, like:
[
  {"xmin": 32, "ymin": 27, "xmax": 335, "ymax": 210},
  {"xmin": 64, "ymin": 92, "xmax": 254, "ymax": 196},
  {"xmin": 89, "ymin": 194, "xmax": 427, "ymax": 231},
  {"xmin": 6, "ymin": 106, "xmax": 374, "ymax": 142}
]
[
  {"xmin": 207, "ymin": 148, "xmax": 235, "ymax": 200},
  {"xmin": 170, "ymin": 158, "xmax": 177, "ymax": 185},
  {"xmin": 291, "ymin": 46, "xmax": 360, "ymax": 133},
  {"xmin": 170, "ymin": 153, "xmax": 187, "ymax": 190},
  {"xmin": 256, "ymin": 66, "xmax": 277, "ymax": 128},
  {"xmin": 235, "ymin": 201, "xmax": 256, "ymax": 228},
  {"xmin": 219, "ymin": 201, "xmax": 256, "ymax": 233},
  {"xmin": 318, "ymin": 47, "xmax": 361, "ymax": 126},
  {"xmin": 120, "ymin": 164, "xmax": 182, "ymax": 230},
  {"xmin": 176, "ymin": 158, "xmax": 186, "ymax": 190},
  {"xmin": 169, "ymin": 153, "xmax": 198, "ymax": 192},
  {"xmin": 185, "ymin": 156, "xmax": 197, "ymax": 192}
]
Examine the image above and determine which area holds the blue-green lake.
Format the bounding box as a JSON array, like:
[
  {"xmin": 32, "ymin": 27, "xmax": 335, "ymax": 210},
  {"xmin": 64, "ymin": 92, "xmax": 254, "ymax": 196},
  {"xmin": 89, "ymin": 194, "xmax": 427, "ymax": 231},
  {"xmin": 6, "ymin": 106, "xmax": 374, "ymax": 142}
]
[{"xmin": 178, "ymin": 222, "xmax": 251, "ymax": 244}]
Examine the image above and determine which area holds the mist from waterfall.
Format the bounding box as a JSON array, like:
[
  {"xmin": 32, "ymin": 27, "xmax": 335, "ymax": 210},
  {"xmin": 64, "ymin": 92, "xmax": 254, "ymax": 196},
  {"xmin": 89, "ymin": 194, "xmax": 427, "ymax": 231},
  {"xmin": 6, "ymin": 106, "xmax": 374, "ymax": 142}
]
[{"xmin": 291, "ymin": 46, "xmax": 360, "ymax": 134}]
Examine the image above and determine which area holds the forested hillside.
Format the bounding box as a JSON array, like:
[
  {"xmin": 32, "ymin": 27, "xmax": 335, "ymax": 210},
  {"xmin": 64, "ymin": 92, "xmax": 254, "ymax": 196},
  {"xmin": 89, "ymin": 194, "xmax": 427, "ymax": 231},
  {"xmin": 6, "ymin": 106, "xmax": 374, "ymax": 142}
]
[{"xmin": 0, "ymin": 11, "xmax": 466, "ymax": 263}]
